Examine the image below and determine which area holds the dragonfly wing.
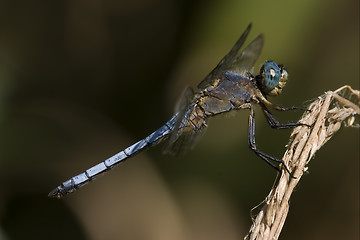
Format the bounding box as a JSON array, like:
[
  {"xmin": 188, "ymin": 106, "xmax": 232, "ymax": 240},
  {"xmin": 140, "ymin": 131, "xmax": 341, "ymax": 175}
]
[
  {"xmin": 198, "ymin": 23, "xmax": 251, "ymax": 89},
  {"xmin": 198, "ymin": 23, "xmax": 264, "ymax": 89},
  {"xmin": 224, "ymin": 34, "xmax": 264, "ymax": 75},
  {"xmin": 164, "ymin": 87, "xmax": 205, "ymax": 155},
  {"xmin": 163, "ymin": 122, "xmax": 205, "ymax": 155}
]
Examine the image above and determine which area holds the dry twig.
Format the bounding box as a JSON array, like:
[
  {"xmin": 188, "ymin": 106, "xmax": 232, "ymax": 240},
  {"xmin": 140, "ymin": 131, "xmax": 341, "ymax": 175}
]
[{"xmin": 245, "ymin": 85, "xmax": 360, "ymax": 240}]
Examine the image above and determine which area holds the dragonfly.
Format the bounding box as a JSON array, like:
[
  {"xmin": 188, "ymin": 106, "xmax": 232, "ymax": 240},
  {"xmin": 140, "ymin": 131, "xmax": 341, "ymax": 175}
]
[{"xmin": 49, "ymin": 23, "xmax": 308, "ymax": 198}]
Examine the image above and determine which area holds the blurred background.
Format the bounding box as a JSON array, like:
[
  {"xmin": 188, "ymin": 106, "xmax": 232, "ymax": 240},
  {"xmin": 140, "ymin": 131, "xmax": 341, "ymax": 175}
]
[{"xmin": 0, "ymin": 0, "xmax": 358, "ymax": 239}]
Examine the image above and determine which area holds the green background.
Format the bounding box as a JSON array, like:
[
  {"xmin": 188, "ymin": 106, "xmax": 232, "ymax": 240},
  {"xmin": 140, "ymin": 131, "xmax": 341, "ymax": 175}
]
[{"xmin": 0, "ymin": 0, "xmax": 358, "ymax": 239}]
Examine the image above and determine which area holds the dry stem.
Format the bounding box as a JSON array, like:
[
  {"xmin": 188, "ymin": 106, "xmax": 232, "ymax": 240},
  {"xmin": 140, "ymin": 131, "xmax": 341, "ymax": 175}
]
[{"xmin": 245, "ymin": 85, "xmax": 360, "ymax": 240}]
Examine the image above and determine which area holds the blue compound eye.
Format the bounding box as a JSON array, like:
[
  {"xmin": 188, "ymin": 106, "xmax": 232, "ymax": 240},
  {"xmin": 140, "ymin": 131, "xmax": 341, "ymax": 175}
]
[{"xmin": 262, "ymin": 61, "xmax": 281, "ymax": 91}]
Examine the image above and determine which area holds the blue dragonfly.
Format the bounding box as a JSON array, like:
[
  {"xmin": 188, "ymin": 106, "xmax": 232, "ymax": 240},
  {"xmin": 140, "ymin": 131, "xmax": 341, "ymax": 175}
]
[{"xmin": 49, "ymin": 24, "xmax": 308, "ymax": 198}]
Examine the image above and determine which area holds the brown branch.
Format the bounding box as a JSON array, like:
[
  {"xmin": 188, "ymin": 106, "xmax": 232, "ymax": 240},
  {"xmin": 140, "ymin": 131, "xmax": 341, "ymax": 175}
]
[{"xmin": 245, "ymin": 85, "xmax": 360, "ymax": 240}]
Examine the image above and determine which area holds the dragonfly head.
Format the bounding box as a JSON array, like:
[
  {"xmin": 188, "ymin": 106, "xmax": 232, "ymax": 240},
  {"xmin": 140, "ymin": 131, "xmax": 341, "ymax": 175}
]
[{"xmin": 257, "ymin": 61, "xmax": 287, "ymax": 96}]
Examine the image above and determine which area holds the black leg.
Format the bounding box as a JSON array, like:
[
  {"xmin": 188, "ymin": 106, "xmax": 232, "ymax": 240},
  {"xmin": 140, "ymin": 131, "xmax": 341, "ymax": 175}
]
[
  {"xmin": 247, "ymin": 105, "xmax": 294, "ymax": 177},
  {"xmin": 261, "ymin": 103, "xmax": 311, "ymax": 129},
  {"xmin": 270, "ymin": 104, "xmax": 309, "ymax": 112}
]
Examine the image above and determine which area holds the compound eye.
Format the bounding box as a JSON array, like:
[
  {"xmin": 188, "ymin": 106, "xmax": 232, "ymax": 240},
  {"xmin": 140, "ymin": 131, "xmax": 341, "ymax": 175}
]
[{"xmin": 263, "ymin": 61, "xmax": 281, "ymax": 91}]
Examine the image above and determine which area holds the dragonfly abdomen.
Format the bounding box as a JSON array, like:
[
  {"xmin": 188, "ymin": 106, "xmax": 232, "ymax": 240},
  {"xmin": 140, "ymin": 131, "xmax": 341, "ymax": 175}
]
[{"xmin": 48, "ymin": 114, "xmax": 178, "ymax": 198}]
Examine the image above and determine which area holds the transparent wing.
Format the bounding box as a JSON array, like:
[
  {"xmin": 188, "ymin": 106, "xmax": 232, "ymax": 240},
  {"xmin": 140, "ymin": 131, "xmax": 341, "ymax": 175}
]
[
  {"xmin": 225, "ymin": 34, "xmax": 264, "ymax": 74},
  {"xmin": 198, "ymin": 23, "xmax": 264, "ymax": 89},
  {"xmin": 163, "ymin": 87, "xmax": 205, "ymax": 155}
]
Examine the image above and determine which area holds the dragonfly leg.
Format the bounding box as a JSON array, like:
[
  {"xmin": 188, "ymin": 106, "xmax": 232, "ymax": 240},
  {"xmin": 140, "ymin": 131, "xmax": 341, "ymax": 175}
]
[
  {"xmin": 270, "ymin": 104, "xmax": 309, "ymax": 112},
  {"xmin": 247, "ymin": 104, "xmax": 294, "ymax": 177},
  {"xmin": 258, "ymin": 94, "xmax": 310, "ymax": 112},
  {"xmin": 261, "ymin": 103, "xmax": 311, "ymax": 129}
]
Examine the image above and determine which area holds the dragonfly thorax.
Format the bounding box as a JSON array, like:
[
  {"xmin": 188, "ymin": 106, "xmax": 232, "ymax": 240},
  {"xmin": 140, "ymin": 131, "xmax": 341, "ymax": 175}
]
[{"xmin": 257, "ymin": 61, "xmax": 287, "ymax": 96}]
